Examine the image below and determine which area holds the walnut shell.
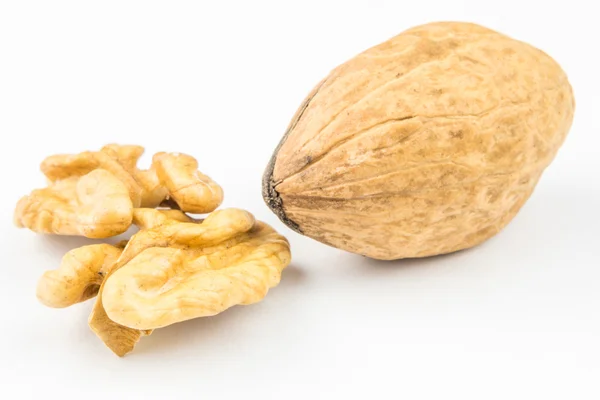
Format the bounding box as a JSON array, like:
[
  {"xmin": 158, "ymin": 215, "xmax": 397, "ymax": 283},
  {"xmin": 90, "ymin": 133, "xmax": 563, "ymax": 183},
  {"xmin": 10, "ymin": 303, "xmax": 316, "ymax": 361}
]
[{"xmin": 262, "ymin": 21, "xmax": 575, "ymax": 260}]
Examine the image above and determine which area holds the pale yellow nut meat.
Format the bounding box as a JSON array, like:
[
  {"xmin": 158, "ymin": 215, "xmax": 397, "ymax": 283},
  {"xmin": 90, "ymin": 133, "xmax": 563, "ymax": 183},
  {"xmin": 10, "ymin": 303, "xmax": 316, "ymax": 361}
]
[
  {"xmin": 153, "ymin": 152, "xmax": 224, "ymax": 213},
  {"xmin": 103, "ymin": 222, "xmax": 290, "ymax": 330},
  {"xmin": 99, "ymin": 145, "xmax": 223, "ymax": 213},
  {"xmin": 88, "ymin": 208, "xmax": 223, "ymax": 357},
  {"xmin": 157, "ymin": 209, "xmax": 202, "ymax": 224},
  {"xmin": 136, "ymin": 168, "xmax": 169, "ymax": 208},
  {"xmin": 36, "ymin": 244, "xmax": 123, "ymax": 308},
  {"xmin": 42, "ymin": 149, "xmax": 143, "ymax": 207},
  {"xmin": 16, "ymin": 144, "xmax": 223, "ymax": 238},
  {"xmin": 99, "ymin": 144, "xmax": 144, "ymax": 172},
  {"xmin": 40, "ymin": 152, "xmax": 100, "ymax": 181},
  {"xmin": 88, "ymin": 287, "xmax": 152, "ymax": 357},
  {"xmin": 14, "ymin": 169, "xmax": 133, "ymax": 238},
  {"xmin": 88, "ymin": 208, "xmax": 290, "ymax": 356},
  {"xmin": 99, "ymin": 144, "xmax": 168, "ymax": 207},
  {"xmin": 131, "ymin": 208, "xmax": 200, "ymax": 229}
]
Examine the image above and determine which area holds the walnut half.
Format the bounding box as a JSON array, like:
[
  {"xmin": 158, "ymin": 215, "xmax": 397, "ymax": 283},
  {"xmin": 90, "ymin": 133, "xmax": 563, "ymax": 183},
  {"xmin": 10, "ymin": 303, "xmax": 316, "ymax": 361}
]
[
  {"xmin": 36, "ymin": 208, "xmax": 291, "ymax": 356},
  {"xmin": 14, "ymin": 144, "xmax": 223, "ymax": 238}
]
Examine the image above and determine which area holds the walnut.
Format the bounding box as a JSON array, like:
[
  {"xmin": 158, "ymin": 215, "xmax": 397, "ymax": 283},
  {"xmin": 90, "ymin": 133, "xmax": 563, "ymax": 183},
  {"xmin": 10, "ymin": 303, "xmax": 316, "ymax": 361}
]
[
  {"xmin": 14, "ymin": 144, "xmax": 223, "ymax": 238},
  {"xmin": 263, "ymin": 21, "xmax": 574, "ymax": 260},
  {"xmin": 36, "ymin": 208, "xmax": 291, "ymax": 356}
]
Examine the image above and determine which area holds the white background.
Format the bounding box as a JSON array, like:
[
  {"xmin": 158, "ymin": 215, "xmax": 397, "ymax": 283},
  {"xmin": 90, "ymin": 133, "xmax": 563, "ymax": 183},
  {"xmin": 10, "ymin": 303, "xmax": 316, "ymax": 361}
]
[{"xmin": 1, "ymin": 1, "xmax": 598, "ymax": 399}]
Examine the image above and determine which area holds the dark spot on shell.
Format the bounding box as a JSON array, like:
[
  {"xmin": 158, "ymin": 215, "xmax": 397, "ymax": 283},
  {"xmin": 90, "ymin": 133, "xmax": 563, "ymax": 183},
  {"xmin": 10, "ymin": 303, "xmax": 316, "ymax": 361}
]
[{"xmin": 450, "ymin": 129, "xmax": 464, "ymax": 139}]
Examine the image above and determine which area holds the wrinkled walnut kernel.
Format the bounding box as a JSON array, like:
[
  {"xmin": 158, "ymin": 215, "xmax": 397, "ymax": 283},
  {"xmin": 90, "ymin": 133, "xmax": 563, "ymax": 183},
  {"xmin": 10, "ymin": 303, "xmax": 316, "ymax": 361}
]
[{"xmin": 14, "ymin": 144, "xmax": 223, "ymax": 238}]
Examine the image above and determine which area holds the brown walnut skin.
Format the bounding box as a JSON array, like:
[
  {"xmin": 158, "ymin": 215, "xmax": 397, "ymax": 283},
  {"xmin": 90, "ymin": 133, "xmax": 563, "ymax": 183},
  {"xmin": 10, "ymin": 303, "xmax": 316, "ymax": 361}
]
[{"xmin": 263, "ymin": 21, "xmax": 575, "ymax": 260}]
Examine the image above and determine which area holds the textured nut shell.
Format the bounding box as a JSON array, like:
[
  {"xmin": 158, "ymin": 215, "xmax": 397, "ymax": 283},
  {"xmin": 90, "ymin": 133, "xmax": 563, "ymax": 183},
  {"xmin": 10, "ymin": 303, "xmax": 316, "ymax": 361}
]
[{"xmin": 263, "ymin": 21, "xmax": 575, "ymax": 260}]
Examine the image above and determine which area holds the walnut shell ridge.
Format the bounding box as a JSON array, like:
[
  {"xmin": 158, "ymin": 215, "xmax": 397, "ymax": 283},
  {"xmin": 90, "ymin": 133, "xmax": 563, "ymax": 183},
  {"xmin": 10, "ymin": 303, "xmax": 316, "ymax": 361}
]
[{"xmin": 263, "ymin": 21, "xmax": 575, "ymax": 260}]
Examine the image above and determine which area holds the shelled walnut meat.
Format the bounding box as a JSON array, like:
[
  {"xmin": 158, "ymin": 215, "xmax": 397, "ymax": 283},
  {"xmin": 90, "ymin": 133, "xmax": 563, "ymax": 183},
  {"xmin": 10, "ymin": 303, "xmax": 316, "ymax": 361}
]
[
  {"xmin": 14, "ymin": 144, "xmax": 223, "ymax": 238},
  {"xmin": 37, "ymin": 208, "xmax": 290, "ymax": 356},
  {"xmin": 263, "ymin": 21, "xmax": 575, "ymax": 260},
  {"xmin": 17, "ymin": 144, "xmax": 292, "ymax": 356}
]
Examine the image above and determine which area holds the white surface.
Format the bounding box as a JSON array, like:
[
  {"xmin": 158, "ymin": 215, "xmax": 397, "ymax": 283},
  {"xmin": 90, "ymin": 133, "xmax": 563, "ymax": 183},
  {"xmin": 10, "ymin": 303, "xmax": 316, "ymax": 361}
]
[{"xmin": 1, "ymin": 1, "xmax": 598, "ymax": 399}]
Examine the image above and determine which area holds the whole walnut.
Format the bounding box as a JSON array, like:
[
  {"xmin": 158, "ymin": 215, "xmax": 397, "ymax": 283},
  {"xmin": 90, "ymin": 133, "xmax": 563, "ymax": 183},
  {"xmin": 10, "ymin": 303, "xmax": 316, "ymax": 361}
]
[{"xmin": 263, "ymin": 21, "xmax": 575, "ymax": 260}]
